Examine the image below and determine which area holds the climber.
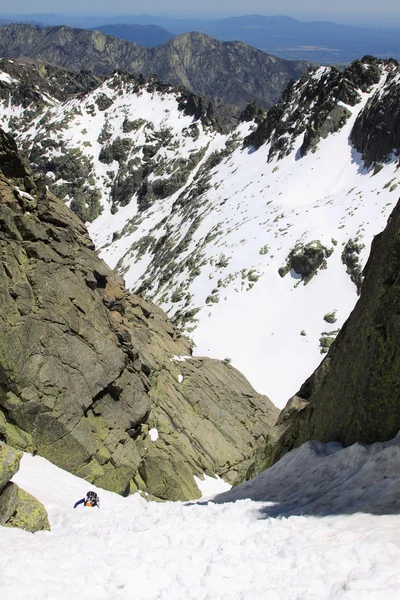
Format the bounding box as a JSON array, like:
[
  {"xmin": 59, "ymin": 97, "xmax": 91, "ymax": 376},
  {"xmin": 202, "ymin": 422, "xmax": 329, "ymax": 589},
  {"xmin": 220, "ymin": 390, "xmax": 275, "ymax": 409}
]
[{"xmin": 74, "ymin": 490, "xmax": 100, "ymax": 509}]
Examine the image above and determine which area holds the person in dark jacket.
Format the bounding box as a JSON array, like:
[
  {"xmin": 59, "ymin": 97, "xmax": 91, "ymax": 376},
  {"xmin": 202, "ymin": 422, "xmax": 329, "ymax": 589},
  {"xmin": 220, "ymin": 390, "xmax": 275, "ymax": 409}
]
[{"xmin": 74, "ymin": 491, "xmax": 100, "ymax": 508}]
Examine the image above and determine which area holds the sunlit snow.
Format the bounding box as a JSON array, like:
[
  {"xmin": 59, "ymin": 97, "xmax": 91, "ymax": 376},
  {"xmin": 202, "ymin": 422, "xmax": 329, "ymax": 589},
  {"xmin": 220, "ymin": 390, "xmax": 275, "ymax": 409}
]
[
  {"xmin": 149, "ymin": 428, "xmax": 159, "ymax": 442},
  {"xmin": 89, "ymin": 75, "xmax": 397, "ymax": 407},
  {"xmin": 1, "ymin": 436, "xmax": 400, "ymax": 599}
]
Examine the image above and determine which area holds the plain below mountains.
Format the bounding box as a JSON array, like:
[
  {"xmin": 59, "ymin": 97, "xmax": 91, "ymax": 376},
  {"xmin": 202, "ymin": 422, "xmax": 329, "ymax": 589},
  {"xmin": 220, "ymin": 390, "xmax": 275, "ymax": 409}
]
[
  {"xmin": 0, "ymin": 23, "xmax": 310, "ymax": 110},
  {"xmin": 2, "ymin": 13, "xmax": 400, "ymax": 63}
]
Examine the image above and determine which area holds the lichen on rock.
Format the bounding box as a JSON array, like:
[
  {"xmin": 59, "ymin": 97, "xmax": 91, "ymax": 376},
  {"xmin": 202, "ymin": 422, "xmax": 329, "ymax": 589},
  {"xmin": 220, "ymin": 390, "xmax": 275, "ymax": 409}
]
[
  {"xmin": 0, "ymin": 128, "xmax": 279, "ymax": 500},
  {"xmin": 0, "ymin": 482, "xmax": 50, "ymax": 533},
  {"xmin": 0, "ymin": 442, "xmax": 50, "ymax": 533},
  {"xmin": 0, "ymin": 442, "xmax": 22, "ymax": 491}
]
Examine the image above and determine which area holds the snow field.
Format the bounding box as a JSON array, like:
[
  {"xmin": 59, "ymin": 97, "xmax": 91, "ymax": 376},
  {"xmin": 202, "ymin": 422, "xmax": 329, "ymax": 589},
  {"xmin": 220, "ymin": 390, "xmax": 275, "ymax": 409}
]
[{"xmin": 2, "ymin": 437, "xmax": 400, "ymax": 599}]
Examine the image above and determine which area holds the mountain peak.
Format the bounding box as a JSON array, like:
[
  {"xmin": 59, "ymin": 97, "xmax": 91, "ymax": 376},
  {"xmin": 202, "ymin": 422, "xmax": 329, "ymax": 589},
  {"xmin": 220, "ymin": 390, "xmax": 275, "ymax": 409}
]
[{"xmin": 0, "ymin": 22, "xmax": 310, "ymax": 109}]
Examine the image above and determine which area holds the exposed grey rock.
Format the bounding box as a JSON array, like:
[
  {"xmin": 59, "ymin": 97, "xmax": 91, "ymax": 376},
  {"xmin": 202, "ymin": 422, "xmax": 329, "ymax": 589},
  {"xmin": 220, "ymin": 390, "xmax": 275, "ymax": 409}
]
[
  {"xmin": 351, "ymin": 60, "xmax": 400, "ymax": 166},
  {"xmin": 244, "ymin": 56, "xmax": 391, "ymax": 160},
  {"xmin": 0, "ymin": 482, "xmax": 50, "ymax": 533},
  {"xmin": 0, "ymin": 58, "xmax": 102, "ymax": 105},
  {"xmin": 341, "ymin": 238, "xmax": 365, "ymax": 294},
  {"xmin": 254, "ymin": 197, "xmax": 400, "ymax": 472},
  {"xmin": 0, "ymin": 442, "xmax": 22, "ymax": 491},
  {"xmin": 323, "ymin": 312, "xmax": 337, "ymax": 324},
  {"xmin": 90, "ymin": 24, "xmax": 175, "ymax": 47},
  {"xmin": 0, "ymin": 128, "xmax": 279, "ymax": 500},
  {"xmin": 300, "ymin": 104, "xmax": 351, "ymax": 156},
  {"xmin": 0, "ymin": 442, "xmax": 50, "ymax": 533},
  {"xmin": 279, "ymin": 241, "xmax": 333, "ymax": 284}
]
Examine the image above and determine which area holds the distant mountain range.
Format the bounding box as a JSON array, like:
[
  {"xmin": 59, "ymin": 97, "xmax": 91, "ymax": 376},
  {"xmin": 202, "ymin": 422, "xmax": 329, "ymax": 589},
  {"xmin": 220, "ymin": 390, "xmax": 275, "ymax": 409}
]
[
  {"xmin": 0, "ymin": 24, "xmax": 310, "ymax": 113},
  {"xmin": 1, "ymin": 14, "xmax": 400, "ymax": 63},
  {"xmin": 90, "ymin": 24, "xmax": 174, "ymax": 47}
]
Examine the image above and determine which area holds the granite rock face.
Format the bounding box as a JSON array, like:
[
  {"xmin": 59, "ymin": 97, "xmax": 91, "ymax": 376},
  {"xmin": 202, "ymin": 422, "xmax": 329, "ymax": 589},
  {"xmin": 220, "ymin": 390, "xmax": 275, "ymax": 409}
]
[
  {"xmin": 255, "ymin": 198, "xmax": 400, "ymax": 472},
  {"xmin": 0, "ymin": 128, "xmax": 278, "ymax": 500},
  {"xmin": 0, "ymin": 442, "xmax": 22, "ymax": 491},
  {"xmin": 351, "ymin": 62, "xmax": 400, "ymax": 167},
  {"xmin": 244, "ymin": 56, "xmax": 390, "ymax": 160}
]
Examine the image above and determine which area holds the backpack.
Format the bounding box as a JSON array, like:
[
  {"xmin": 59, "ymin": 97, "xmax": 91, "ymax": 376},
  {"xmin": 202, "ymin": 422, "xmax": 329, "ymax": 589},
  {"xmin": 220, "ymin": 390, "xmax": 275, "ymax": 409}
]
[{"xmin": 84, "ymin": 491, "xmax": 99, "ymax": 507}]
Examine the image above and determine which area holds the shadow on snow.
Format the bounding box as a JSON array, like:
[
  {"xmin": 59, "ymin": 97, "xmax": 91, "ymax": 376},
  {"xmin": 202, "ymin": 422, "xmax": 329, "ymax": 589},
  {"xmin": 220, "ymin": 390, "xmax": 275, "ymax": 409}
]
[{"xmin": 203, "ymin": 435, "xmax": 400, "ymax": 518}]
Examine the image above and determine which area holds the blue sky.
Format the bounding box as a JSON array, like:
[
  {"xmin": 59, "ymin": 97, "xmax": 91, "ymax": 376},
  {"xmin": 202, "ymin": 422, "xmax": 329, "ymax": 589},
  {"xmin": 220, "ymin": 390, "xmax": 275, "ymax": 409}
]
[{"xmin": 1, "ymin": 0, "xmax": 400, "ymax": 26}]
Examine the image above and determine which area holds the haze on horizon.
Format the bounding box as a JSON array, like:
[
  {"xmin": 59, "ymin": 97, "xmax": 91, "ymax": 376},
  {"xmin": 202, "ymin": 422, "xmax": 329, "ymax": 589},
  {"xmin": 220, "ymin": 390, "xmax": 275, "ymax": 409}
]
[{"xmin": 1, "ymin": 0, "xmax": 400, "ymax": 27}]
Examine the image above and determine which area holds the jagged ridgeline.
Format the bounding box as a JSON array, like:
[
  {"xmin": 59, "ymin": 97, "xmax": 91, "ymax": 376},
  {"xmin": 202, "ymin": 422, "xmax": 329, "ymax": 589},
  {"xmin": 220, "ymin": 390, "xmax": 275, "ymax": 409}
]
[
  {"xmin": 0, "ymin": 128, "xmax": 279, "ymax": 500},
  {"xmin": 0, "ymin": 60, "xmax": 231, "ymax": 223},
  {"xmin": 244, "ymin": 56, "xmax": 399, "ymax": 159},
  {"xmin": 0, "ymin": 23, "xmax": 310, "ymax": 109}
]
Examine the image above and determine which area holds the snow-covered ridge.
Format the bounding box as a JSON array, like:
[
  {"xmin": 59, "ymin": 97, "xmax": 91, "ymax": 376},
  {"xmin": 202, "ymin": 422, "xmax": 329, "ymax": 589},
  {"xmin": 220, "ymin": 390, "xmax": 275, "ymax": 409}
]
[
  {"xmin": 0, "ymin": 57, "xmax": 101, "ymax": 134},
  {"xmin": 3, "ymin": 58, "xmax": 400, "ymax": 407}
]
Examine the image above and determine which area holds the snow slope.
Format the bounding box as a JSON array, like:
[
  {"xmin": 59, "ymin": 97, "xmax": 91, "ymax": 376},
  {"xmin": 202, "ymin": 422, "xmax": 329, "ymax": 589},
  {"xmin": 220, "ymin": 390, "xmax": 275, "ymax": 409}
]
[
  {"xmin": 89, "ymin": 68, "xmax": 399, "ymax": 406},
  {"xmin": 2, "ymin": 436, "xmax": 400, "ymax": 599},
  {"xmin": 2, "ymin": 59, "xmax": 400, "ymax": 407}
]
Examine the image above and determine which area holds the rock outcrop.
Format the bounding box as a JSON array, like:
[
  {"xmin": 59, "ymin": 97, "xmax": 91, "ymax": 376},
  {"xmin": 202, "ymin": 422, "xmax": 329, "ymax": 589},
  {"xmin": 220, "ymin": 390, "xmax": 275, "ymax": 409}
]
[
  {"xmin": 255, "ymin": 198, "xmax": 400, "ymax": 472},
  {"xmin": 0, "ymin": 58, "xmax": 102, "ymax": 106},
  {"xmin": 0, "ymin": 442, "xmax": 22, "ymax": 490},
  {"xmin": 351, "ymin": 61, "xmax": 400, "ymax": 167},
  {"xmin": 244, "ymin": 56, "xmax": 389, "ymax": 160},
  {"xmin": 278, "ymin": 240, "xmax": 333, "ymax": 284},
  {"xmin": 0, "ymin": 128, "xmax": 279, "ymax": 500},
  {"xmin": 90, "ymin": 24, "xmax": 175, "ymax": 47},
  {"xmin": 0, "ymin": 442, "xmax": 50, "ymax": 532}
]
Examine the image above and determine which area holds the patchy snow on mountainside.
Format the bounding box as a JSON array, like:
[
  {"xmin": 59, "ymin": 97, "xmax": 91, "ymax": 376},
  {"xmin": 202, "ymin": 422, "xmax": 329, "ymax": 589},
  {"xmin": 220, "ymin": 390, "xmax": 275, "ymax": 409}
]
[
  {"xmin": 3, "ymin": 58, "xmax": 400, "ymax": 407},
  {"xmin": 89, "ymin": 66, "xmax": 399, "ymax": 406},
  {"xmin": 2, "ymin": 436, "xmax": 400, "ymax": 599}
]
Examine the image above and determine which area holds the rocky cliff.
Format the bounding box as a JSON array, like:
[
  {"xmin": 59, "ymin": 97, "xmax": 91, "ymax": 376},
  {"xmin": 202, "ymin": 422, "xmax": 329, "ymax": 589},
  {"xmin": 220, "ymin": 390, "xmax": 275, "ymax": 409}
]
[
  {"xmin": 0, "ymin": 24, "xmax": 310, "ymax": 110},
  {"xmin": 254, "ymin": 197, "xmax": 400, "ymax": 472},
  {"xmin": 0, "ymin": 128, "xmax": 279, "ymax": 500},
  {"xmin": 244, "ymin": 56, "xmax": 394, "ymax": 160},
  {"xmin": 351, "ymin": 66, "xmax": 400, "ymax": 167}
]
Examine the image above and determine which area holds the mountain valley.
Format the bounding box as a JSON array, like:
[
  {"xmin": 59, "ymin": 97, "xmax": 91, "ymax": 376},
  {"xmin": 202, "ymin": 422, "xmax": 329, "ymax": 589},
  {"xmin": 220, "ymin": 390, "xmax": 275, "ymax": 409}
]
[
  {"xmin": 1, "ymin": 55, "xmax": 399, "ymax": 406},
  {"xmin": 1, "ymin": 18, "xmax": 400, "ymax": 598}
]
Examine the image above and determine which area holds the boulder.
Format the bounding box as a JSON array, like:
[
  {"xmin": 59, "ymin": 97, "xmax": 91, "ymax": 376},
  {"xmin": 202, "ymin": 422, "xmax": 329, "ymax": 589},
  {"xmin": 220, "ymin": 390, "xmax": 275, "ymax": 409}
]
[
  {"xmin": 0, "ymin": 482, "xmax": 50, "ymax": 533},
  {"xmin": 279, "ymin": 241, "xmax": 333, "ymax": 284},
  {"xmin": 0, "ymin": 442, "xmax": 22, "ymax": 491}
]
